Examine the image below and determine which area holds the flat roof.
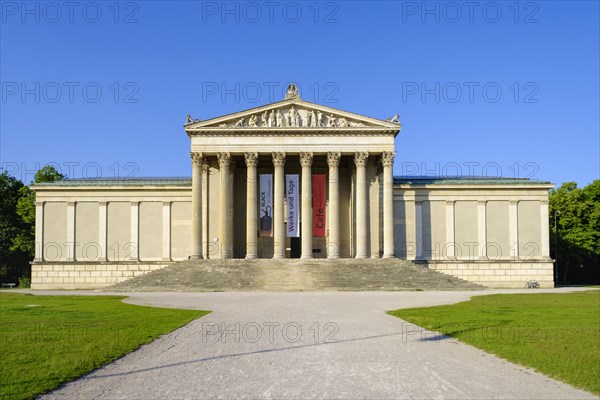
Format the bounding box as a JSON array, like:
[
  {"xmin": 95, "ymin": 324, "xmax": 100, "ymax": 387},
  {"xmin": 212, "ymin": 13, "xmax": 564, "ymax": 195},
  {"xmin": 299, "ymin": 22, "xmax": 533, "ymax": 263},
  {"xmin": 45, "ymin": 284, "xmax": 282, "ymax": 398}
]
[
  {"xmin": 32, "ymin": 177, "xmax": 192, "ymax": 187},
  {"xmin": 32, "ymin": 176, "xmax": 552, "ymax": 187},
  {"xmin": 394, "ymin": 176, "xmax": 552, "ymax": 185}
]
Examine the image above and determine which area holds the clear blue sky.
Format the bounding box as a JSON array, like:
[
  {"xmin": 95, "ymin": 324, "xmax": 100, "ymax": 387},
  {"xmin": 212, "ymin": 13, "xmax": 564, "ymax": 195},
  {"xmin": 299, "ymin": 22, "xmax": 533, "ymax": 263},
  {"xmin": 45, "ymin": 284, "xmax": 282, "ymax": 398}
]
[{"xmin": 1, "ymin": 1, "xmax": 598, "ymax": 187}]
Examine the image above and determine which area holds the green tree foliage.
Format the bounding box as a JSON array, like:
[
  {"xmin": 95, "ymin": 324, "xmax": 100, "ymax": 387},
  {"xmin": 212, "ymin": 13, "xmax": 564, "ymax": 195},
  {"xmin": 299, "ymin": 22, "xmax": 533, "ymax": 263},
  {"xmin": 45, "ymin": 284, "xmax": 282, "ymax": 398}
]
[
  {"xmin": 549, "ymin": 180, "xmax": 600, "ymax": 284},
  {"xmin": 34, "ymin": 165, "xmax": 65, "ymax": 183},
  {"xmin": 12, "ymin": 167, "xmax": 65, "ymax": 256},
  {"xmin": 11, "ymin": 186, "xmax": 35, "ymax": 255},
  {"xmin": 0, "ymin": 167, "xmax": 64, "ymax": 283},
  {"xmin": 0, "ymin": 172, "xmax": 30, "ymax": 283}
]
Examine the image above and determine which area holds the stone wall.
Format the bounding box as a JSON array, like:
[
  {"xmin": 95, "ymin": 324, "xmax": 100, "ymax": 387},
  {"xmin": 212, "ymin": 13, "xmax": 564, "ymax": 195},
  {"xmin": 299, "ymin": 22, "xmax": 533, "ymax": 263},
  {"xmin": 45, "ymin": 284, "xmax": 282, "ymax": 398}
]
[
  {"xmin": 424, "ymin": 260, "xmax": 554, "ymax": 288},
  {"xmin": 31, "ymin": 262, "xmax": 172, "ymax": 290}
]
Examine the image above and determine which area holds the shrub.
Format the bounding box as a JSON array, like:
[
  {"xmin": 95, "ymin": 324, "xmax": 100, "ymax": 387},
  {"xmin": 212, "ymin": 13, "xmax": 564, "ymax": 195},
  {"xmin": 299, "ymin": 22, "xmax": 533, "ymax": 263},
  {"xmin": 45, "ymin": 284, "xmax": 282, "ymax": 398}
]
[{"xmin": 18, "ymin": 276, "xmax": 31, "ymax": 288}]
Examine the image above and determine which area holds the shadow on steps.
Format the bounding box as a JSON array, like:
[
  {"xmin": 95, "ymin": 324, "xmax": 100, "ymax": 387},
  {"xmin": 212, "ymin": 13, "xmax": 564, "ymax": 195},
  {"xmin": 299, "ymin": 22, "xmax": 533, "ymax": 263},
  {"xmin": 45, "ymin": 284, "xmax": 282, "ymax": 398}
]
[{"xmin": 105, "ymin": 259, "xmax": 485, "ymax": 292}]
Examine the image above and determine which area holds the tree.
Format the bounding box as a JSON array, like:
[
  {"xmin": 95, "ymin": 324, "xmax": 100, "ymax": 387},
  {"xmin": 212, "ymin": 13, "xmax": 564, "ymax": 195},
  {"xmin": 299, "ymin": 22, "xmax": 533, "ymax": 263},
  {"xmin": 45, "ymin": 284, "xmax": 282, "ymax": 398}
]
[
  {"xmin": 549, "ymin": 180, "xmax": 600, "ymax": 285},
  {"xmin": 0, "ymin": 172, "xmax": 30, "ymax": 282},
  {"xmin": 34, "ymin": 165, "xmax": 65, "ymax": 183},
  {"xmin": 0, "ymin": 166, "xmax": 64, "ymax": 284},
  {"xmin": 12, "ymin": 167, "xmax": 65, "ymax": 256}
]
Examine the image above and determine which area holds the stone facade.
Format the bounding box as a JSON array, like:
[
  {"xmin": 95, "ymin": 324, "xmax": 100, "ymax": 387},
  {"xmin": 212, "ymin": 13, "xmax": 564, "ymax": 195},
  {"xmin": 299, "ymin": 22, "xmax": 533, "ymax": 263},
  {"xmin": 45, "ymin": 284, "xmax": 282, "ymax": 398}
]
[
  {"xmin": 31, "ymin": 262, "xmax": 171, "ymax": 290},
  {"xmin": 31, "ymin": 85, "xmax": 554, "ymax": 289}
]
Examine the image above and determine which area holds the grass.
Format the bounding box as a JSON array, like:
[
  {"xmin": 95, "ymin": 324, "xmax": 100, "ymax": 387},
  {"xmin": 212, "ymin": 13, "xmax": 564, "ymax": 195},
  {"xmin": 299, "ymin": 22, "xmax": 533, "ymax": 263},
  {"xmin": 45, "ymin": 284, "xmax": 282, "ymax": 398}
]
[
  {"xmin": 0, "ymin": 293, "xmax": 210, "ymax": 399},
  {"xmin": 389, "ymin": 291, "xmax": 600, "ymax": 395}
]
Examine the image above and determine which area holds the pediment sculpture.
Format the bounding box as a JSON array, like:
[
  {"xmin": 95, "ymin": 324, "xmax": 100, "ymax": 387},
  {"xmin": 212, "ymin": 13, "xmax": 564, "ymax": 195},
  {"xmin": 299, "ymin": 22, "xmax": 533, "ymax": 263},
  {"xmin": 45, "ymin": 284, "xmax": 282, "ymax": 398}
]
[{"xmin": 214, "ymin": 106, "xmax": 368, "ymax": 128}]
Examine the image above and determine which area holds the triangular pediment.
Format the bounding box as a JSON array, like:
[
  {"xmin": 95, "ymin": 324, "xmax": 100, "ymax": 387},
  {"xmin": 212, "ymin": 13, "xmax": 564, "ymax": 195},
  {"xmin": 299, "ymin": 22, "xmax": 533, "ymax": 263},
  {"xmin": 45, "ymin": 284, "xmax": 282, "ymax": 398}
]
[{"xmin": 184, "ymin": 98, "xmax": 401, "ymax": 134}]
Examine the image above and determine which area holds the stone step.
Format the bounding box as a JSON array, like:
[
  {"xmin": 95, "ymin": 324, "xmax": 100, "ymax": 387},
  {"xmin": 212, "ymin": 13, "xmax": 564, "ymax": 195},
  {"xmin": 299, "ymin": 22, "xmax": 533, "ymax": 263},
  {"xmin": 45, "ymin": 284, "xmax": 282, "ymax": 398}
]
[{"xmin": 106, "ymin": 259, "xmax": 485, "ymax": 292}]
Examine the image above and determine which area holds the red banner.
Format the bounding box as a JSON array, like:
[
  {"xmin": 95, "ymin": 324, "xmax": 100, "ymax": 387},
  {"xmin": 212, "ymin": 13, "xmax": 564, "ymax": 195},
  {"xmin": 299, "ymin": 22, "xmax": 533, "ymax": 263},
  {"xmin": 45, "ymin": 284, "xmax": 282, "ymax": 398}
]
[{"xmin": 312, "ymin": 175, "xmax": 326, "ymax": 237}]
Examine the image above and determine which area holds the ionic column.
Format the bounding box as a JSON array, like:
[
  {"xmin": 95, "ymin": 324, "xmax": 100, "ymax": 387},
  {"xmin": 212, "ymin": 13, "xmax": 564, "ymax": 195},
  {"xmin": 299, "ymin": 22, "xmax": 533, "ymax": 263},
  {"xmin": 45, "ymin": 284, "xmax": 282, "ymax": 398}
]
[
  {"xmin": 272, "ymin": 152, "xmax": 286, "ymax": 259},
  {"xmin": 300, "ymin": 152, "xmax": 313, "ymax": 259},
  {"xmin": 217, "ymin": 152, "xmax": 232, "ymax": 259},
  {"xmin": 130, "ymin": 201, "xmax": 139, "ymax": 261},
  {"xmin": 190, "ymin": 152, "xmax": 204, "ymax": 259},
  {"xmin": 381, "ymin": 151, "xmax": 396, "ymax": 258},
  {"xmin": 327, "ymin": 152, "xmax": 341, "ymax": 259},
  {"xmin": 540, "ymin": 200, "xmax": 550, "ymax": 259},
  {"xmin": 66, "ymin": 202, "xmax": 76, "ymax": 261},
  {"xmin": 162, "ymin": 202, "xmax": 171, "ymax": 261},
  {"xmin": 34, "ymin": 201, "xmax": 44, "ymax": 262},
  {"xmin": 245, "ymin": 152, "xmax": 259, "ymax": 259},
  {"xmin": 478, "ymin": 201, "xmax": 487, "ymax": 259},
  {"xmin": 509, "ymin": 200, "xmax": 519, "ymax": 259},
  {"xmin": 354, "ymin": 151, "xmax": 369, "ymax": 258},
  {"xmin": 228, "ymin": 163, "xmax": 235, "ymax": 257},
  {"xmin": 98, "ymin": 201, "xmax": 107, "ymax": 261},
  {"xmin": 202, "ymin": 163, "xmax": 209, "ymax": 258}
]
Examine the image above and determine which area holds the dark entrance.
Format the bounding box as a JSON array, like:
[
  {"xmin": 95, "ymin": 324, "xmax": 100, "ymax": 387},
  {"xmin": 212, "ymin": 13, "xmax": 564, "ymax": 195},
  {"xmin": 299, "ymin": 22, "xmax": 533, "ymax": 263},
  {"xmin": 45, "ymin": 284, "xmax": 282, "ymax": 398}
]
[{"xmin": 290, "ymin": 237, "xmax": 301, "ymax": 258}]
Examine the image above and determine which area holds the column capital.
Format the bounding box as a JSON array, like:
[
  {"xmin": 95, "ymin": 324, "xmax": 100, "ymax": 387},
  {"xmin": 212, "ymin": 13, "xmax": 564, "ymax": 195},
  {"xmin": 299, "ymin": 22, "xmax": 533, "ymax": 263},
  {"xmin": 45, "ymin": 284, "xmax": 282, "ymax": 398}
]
[
  {"xmin": 478, "ymin": 200, "xmax": 488, "ymax": 206},
  {"xmin": 272, "ymin": 151, "xmax": 286, "ymax": 167},
  {"xmin": 217, "ymin": 152, "xmax": 231, "ymax": 168},
  {"xmin": 509, "ymin": 200, "xmax": 519, "ymax": 206},
  {"xmin": 201, "ymin": 162, "xmax": 210, "ymax": 173},
  {"xmin": 541, "ymin": 200, "xmax": 549, "ymax": 206},
  {"xmin": 190, "ymin": 151, "xmax": 204, "ymax": 166},
  {"xmin": 354, "ymin": 151, "xmax": 369, "ymax": 167},
  {"xmin": 35, "ymin": 201, "xmax": 45, "ymax": 207},
  {"xmin": 299, "ymin": 152, "xmax": 313, "ymax": 167},
  {"xmin": 381, "ymin": 151, "xmax": 396, "ymax": 167},
  {"xmin": 244, "ymin": 152, "xmax": 259, "ymax": 167},
  {"xmin": 327, "ymin": 152, "xmax": 341, "ymax": 167}
]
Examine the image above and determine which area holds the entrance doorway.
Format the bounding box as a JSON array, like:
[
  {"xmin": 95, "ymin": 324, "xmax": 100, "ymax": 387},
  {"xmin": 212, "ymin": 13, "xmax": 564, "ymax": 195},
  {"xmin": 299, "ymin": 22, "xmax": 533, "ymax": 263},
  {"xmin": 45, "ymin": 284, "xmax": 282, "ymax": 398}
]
[{"xmin": 290, "ymin": 237, "xmax": 301, "ymax": 258}]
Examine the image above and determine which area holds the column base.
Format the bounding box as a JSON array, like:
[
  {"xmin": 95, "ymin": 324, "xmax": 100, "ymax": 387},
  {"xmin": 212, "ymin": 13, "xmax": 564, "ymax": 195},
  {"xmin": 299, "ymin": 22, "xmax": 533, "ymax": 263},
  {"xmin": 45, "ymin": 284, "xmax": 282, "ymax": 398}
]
[
  {"xmin": 382, "ymin": 254, "xmax": 396, "ymax": 259},
  {"xmin": 327, "ymin": 255, "xmax": 340, "ymax": 260},
  {"xmin": 355, "ymin": 255, "xmax": 368, "ymax": 259},
  {"xmin": 272, "ymin": 255, "xmax": 285, "ymax": 260},
  {"xmin": 245, "ymin": 255, "xmax": 258, "ymax": 260},
  {"xmin": 190, "ymin": 255, "xmax": 203, "ymax": 260},
  {"xmin": 300, "ymin": 255, "xmax": 314, "ymax": 260}
]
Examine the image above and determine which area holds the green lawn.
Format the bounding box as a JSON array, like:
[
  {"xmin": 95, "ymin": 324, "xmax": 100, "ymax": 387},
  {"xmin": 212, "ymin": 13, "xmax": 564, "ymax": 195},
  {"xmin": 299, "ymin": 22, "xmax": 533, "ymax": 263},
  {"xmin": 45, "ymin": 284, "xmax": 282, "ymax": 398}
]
[
  {"xmin": 0, "ymin": 292, "xmax": 210, "ymax": 400},
  {"xmin": 389, "ymin": 291, "xmax": 600, "ymax": 395}
]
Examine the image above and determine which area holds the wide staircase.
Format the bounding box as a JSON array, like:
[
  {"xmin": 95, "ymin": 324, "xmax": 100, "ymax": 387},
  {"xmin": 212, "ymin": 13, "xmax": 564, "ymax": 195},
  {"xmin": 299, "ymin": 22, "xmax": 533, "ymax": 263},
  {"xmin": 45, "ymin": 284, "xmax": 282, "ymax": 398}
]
[{"xmin": 107, "ymin": 259, "xmax": 484, "ymax": 291}]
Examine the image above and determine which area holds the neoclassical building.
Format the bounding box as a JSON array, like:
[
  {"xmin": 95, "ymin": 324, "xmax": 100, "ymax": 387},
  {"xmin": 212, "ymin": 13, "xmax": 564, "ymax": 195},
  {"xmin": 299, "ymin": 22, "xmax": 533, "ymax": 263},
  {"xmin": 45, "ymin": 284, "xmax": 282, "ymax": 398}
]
[{"xmin": 31, "ymin": 84, "xmax": 555, "ymax": 289}]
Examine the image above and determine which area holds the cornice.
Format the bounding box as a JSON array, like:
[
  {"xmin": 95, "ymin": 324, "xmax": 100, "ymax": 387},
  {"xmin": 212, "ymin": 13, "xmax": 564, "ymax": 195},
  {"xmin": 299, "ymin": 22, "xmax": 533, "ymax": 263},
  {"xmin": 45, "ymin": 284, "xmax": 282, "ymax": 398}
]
[{"xmin": 187, "ymin": 127, "xmax": 398, "ymax": 137}]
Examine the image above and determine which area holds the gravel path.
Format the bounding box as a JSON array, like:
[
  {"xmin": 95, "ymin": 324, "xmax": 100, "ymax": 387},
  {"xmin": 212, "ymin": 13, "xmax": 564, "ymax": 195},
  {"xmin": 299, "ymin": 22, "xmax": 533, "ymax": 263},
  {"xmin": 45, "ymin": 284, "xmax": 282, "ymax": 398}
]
[{"xmin": 29, "ymin": 288, "xmax": 597, "ymax": 399}]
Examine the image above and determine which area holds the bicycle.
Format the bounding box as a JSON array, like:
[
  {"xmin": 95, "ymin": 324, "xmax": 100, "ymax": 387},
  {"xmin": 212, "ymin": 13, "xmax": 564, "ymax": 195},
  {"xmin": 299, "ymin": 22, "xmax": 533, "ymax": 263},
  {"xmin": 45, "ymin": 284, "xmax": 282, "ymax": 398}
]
[{"xmin": 524, "ymin": 280, "xmax": 540, "ymax": 288}]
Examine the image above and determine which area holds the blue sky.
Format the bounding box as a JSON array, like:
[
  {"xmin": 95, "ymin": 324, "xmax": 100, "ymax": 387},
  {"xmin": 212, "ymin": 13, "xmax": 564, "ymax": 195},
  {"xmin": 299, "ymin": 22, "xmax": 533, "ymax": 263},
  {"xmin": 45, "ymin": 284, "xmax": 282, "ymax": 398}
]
[{"xmin": 1, "ymin": 0, "xmax": 598, "ymax": 187}]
